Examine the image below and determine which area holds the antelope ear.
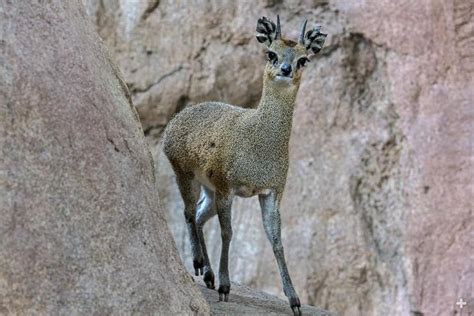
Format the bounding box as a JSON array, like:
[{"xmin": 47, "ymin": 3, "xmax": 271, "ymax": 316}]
[
  {"xmin": 304, "ymin": 26, "xmax": 327, "ymax": 54},
  {"xmin": 255, "ymin": 16, "xmax": 277, "ymax": 47}
]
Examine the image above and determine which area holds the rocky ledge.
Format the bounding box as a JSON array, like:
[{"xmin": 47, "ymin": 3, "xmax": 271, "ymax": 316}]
[{"xmin": 195, "ymin": 279, "xmax": 335, "ymax": 316}]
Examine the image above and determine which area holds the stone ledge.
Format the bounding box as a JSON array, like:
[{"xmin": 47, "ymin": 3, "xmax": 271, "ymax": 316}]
[{"xmin": 195, "ymin": 278, "xmax": 335, "ymax": 316}]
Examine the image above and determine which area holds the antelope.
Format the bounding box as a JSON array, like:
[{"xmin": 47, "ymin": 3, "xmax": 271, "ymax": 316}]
[{"xmin": 162, "ymin": 15, "xmax": 326, "ymax": 315}]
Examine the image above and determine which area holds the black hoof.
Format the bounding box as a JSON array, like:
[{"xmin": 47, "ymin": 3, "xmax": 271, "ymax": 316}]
[
  {"xmin": 290, "ymin": 297, "xmax": 301, "ymax": 316},
  {"xmin": 218, "ymin": 285, "xmax": 230, "ymax": 302},
  {"xmin": 203, "ymin": 270, "xmax": 215, "ymax": 289},
  {"xmin": 193, "ymin": 259, "xmax": 203, "ymax": 276}
]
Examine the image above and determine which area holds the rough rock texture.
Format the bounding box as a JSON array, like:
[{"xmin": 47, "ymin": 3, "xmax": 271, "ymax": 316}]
[
  {"xmin": 196, "ymin": 279, "xmax": 335, "ymax": 316},
  {"xmin": 84, "ymin": 0, "xmax": 473, "ymax": 315},
  {"xmin": 0, "ymin": 1, "xmax": 209, "ymax": 314}
]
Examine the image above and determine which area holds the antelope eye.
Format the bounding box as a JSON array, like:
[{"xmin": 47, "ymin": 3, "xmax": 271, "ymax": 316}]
[
  {"xmin": 297, "ymin": 57, "xmax": 309, "ymax": 68},
  {"xmin": 266, "ymin": 51, "xmax": 277, "ymax": 63}
]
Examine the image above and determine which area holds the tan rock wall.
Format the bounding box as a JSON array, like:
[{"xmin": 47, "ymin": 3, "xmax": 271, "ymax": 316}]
[
  {"xmin": 84, "ymin": 0, "xmax": 473, "ymax": 315},
  {"xmin": 0, "ymin": 1, "xmax": 208, "ymax": 314}
]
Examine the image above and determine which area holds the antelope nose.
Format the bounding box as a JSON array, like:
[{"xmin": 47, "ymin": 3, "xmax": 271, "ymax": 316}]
[{"xmin": 280, "ymin": 63, "xmax": 292, "ymax": 76}]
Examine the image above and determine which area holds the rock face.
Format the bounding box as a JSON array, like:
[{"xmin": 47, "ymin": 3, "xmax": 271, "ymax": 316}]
[
  {"xmin": 0, "ymin": 1, "xmax": 209, "ymax": 314},
  {"xmin": 84, "ymin": 0, "xmax": 473, "ymax": 315}
]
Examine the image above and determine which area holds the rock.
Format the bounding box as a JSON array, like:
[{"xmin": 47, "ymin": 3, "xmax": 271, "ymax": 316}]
[
  {"xmin": 84, "ymin": 1, "xmax": 473, "ymax": 315},
  {"xmin": 83, "ymin": 0, "xmax": 265, "ymax": 136},
  {"xmin": 196, "ymin": 279, "xmax": 335, "ymax": 316},
  {"xmin": 0, "ymin": 1, "xmax": 209, "ymax": 314}
]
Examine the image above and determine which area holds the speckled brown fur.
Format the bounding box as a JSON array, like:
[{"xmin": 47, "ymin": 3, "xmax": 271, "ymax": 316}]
[{"xmin": 163, "ymin": 45, "xmax": 305, "ymax": 195}]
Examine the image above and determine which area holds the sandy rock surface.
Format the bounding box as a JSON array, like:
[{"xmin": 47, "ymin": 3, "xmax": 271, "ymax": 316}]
[
  {"xmin": 0, "ymin": 1, "xmax": 209, "ymax": 314},
  {"xmin": 196, "ymin": 279, "xmax": 335, "ymax": 316}
]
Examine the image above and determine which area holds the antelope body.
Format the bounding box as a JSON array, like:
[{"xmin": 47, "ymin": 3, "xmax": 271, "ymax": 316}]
[{"xmin": 162, "ymin": 16, "xmax": 326, "ymax": 315}]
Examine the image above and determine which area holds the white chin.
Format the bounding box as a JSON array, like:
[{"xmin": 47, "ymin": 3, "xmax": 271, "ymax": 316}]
[{"xmin": 275, "ymin": 75, "xmax": 293, "ymax": 83}]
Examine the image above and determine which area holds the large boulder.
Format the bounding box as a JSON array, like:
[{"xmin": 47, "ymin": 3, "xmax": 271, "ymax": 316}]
[
  {"xmin": 0, "ymin": 1, "xmax": 208, "ymax": 314},
  {"xmin": 84, "ymin": 0, "xmax": 473, "ymax": 315}
]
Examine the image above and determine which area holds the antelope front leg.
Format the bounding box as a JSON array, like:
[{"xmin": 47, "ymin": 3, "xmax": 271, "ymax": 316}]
[
  {"xmin": 259, "ymin": 190, "xmax": 301, "ymax": 316},
  {"xmin": 215, "ymin": 192, "xmax": 233, "ymax": 302}
]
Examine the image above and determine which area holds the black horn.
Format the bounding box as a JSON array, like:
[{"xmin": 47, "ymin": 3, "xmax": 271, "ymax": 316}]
[
  {"xmin": 275, "ymin": 15, "xmax": 281, "ymax": 40},
  {"xmin": 299, "ymin": 19, "xmax": 307, "ymax": 44}
]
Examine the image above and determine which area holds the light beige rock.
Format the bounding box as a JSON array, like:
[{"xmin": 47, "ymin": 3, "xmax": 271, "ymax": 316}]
[
  {"xmin": 84, "ymin": 0, "xmax": 474, "ymax": 315},
  {"xmin": 0, "ymin": 1, "xmax": 209, "ymax": 314}
]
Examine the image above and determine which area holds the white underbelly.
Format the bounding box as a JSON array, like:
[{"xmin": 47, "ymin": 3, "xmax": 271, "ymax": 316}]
[
  {"xmin": 193, "ymin": 169, "xmax": 271, "ymax": 198},
  {"xmin": 194, "ymin": 169, "xmax": 216, "ymax": 191},
  {"xmin": 234, "ymin": 185, "xmax": 271, "ymax": 198}
]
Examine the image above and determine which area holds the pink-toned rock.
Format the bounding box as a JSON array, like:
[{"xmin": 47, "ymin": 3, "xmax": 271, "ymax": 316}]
[
  {"xmin": 0, "ymin": 1, "xmax": 208, "ymax": 314},
  {"xmin": 84, "ymin": 0, "xmax": 473, "ymax": 315}
]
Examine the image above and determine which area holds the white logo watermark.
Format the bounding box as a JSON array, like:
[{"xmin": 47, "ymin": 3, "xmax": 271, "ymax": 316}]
[{"xmin": 456, "ymin": 298, "xmax": 467, "ymax": 309}]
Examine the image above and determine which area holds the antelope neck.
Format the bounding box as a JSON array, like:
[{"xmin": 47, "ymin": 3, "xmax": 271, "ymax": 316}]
[{"xmin": 257, "ymin": 78, "xmax": 298, "ymax": 126}]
